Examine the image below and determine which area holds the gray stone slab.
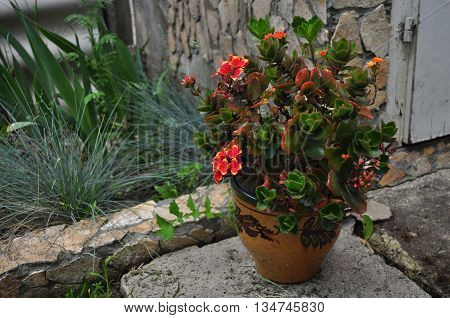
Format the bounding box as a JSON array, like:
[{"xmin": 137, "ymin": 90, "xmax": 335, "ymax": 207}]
[
  {"xmin": 121, "ymin": 230, "xmax": 429, "ymax": 298},
  {"xmin": 368, "ymin": 169, "xmax": 450, "ymax": 297}
]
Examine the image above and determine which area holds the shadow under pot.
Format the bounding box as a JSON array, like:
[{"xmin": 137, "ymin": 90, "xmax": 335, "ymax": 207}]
[{"xmin": 230, "ymin": 176, "xmax": 341, "ymax": 284}]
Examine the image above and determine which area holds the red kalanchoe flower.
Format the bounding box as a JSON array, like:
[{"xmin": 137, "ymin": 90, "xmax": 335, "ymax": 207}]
[
  {"xmin": 341, "ymin": 154, "xmax": 350, "ymax": 160},
  {"xmin": 213, "ymin": 55, "xmax": 249, "ymax": 80},
  {"xmin": 229, "ymin": 158, "xmax": 243, "ymax": 175},
  {"xmin": 180, "ymin": 75, "xmax": 196, "ymax": 88},
  {"xmin": 226, "ymin": 144, "xmax": 242, "ymax": 159},
  {"xmin": 263, "ymin": 31, "xmax": 286, "ymax": 41},
  {"xmin": 214, "ymin": 171, "xmax": 223, "ymax": 183},
  {"xmin": 319, "ymin": 50, "xmax": 327, "ymax": 57},
  {"xmin": 217, "ymin": 158, "xmax": 229, "ymax": 175}
]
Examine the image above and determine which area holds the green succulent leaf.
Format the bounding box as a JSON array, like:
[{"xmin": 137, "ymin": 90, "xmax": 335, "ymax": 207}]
[
  {"xmin": 320, "ymin": 202, "xmax": 343, "ymax": 231},
  {"xmin": 292, "ymin": 16, "xmax": 323, "ymax": 43},
  {"xmin": 255, "ymin": 186, "xmax": 277, "ymax": 211},
  {"xmin": 248, "ymin": 17, "xmax": 274, "ymax": 40},
  {"xmin": 277, "ymin": 215, "xmax": 299, "ymax": 234},
  {"xmin": 332, "ymin": 99, "xmax": 354, "ymax": 120},
  {"xmin": 349, "ymin": 68, "xmax": 369, "ymax": 89},
  {"xmin": 353, "ymin": 128, "xmax": 382, "ymax": 157},
  {"xmin": 362, "ymin": 214, "xmax": 374, "ymax": 240},
  {"xmin": 253, "ymin": 123, "xmax": 274, "ymax": 150},
  {"xmin": 327, "ymin": 38, "xmax": 357, "ymax": 66},
  {"xmin": 381, "ymin": 121, "xmax": 398, "ymax": 142},
  {"xmin": 284, "ymin": 170, "xmax": 318, "ymax": 207},
  {"xmin": 300, "ymin": 112, "xmax": 323, "ymax": 133}
]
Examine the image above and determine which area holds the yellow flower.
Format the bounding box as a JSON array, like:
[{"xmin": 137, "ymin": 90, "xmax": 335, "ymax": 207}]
[{"xmin": 366, "ymin": 61, "xmax": 376, "ymax": 68}]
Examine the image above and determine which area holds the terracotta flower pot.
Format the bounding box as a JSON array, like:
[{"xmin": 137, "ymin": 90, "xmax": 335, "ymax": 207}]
[{"xmin": 231, "ymin": 177, "xmax": 341, "ymax": 284}]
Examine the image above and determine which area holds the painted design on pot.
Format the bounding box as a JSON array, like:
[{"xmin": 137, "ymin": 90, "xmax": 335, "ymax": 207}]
[
  {"xmin": 235, "ymin": 207, "xmax": 280, "ymax": 243},
  {"xmin": 300, "ymin": 216, "xmax": 337, "ymax": 248}
]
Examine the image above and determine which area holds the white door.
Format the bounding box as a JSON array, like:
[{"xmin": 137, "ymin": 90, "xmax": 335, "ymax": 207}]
[{"xmin": 386, "ymin": 0, "xmax": 450, "ymax": 144}]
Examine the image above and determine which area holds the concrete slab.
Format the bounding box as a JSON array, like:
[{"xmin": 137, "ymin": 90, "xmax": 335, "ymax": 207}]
[
  {"xmin": 121, "ymin": 230, "xmax": 429, "ymax": 298},
  {"xmin": 368, "ymin": 169, "xmax": 450, "ymax": 297}
]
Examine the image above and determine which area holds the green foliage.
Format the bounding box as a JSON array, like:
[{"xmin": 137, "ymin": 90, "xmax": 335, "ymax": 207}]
[
  {"xmin": 0, "ymin": 4, "xmax": 207, "ymax": 238},
  {"xmin": 349, "ymin": 68, "xmax": 369, "ymax": 89},
  {"xmin": 257, "ymin": 37, "xmax": 286, "ymax": 63},
  {"xmin": 155, "ymin": 182, "xmax": 179, "ymax": 200},
  {"xmin": 327, "ymin": 38, "xmax": 357, "ymax": 66},
  {"xmin": 66, "ymin": 256, "xmax": 113, "ymax": 298},
  {"xmin": 185, "ymin": 13, "xmax": 398, "ymax": 226},
  {"xmin": 299, "ymin": 112, "xmax": 328, "ymax": 160},
  {"xmin": 292, "ymin": 16, "xmax": 324, "ymax": 43},
  {"xmin": 277, "ymin": 214, "xmax": 299, "ymax": 234},
  {"xmin": 0, "ymin": 123, "xmax": 140, "ymax": 233},
  {"xmin": 156, "ymin": 196, "xmax": 220, "ymax": 240},
  {"xmin": 0, "ymin": 2, "xmax": 141, "ymax": 142},
  {"xmin": 156, "ymin": 214, "xmax": 174, "ymax": 240},
  {"xmin": 255, "ymin": 186, "xmax": 277, "ymax": 211},
  {"xmin": 352, "ymin": 128, "xmax": 382, "ymax": 157},
  {"xmin": 332, "ymin": 99, "xmax": 354, "ymax": 120},
  {"xmin": 381, "ymin": 121, "xmax": 398, "ymax": 142},
  {"xmin": 248, "ymin": 17, "xmax": 274, "ymax": 40},
  {"xmin": 319, "ymin": 202, "xmax": 343, "ymax": 230},
  {"xmin": 283, "ymin": 170, "xmax": 318, "ymax": 208},
  {"xmin": 361, "ymin": 214, "xmax": 374, "ymax": 240}
]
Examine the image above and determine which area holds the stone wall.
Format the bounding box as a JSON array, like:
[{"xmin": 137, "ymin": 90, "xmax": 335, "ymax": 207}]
[
  {"xmin": 135, "ymin": 0, "xmax": 391, "ymax": 113},
  {"xmin": 0, "ymin": 184, "xmax": 235, "ymax": 297}
]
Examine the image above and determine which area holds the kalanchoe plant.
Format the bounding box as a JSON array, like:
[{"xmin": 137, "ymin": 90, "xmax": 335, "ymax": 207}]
[{"xmin": 182, "ymin": 16, "xmax": 397, "ymax": 240}]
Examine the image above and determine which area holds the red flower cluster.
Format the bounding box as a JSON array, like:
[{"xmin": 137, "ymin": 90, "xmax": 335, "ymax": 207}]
[
  {"xmin": 351, "ymin": 158, "xmax": 380, "ymax": 189},
  {"xmin": 213, "ymin": 55, "xmax": 249, "ymax": 81},
  {"xmin": 212, "ymin": 144, "xmax": 243, "ymax": 183},
  {"xmin": 263, "ymin": 31, "xmax": 286, "ymax": 41}
]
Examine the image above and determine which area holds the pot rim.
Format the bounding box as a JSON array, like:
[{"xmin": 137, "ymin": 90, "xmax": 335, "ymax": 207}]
[{"xmin": 230, "ymin": 176, "xmax": 316, "ymax": 217}]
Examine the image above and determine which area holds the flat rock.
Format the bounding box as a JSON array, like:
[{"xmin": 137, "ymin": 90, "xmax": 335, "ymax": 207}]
[
  {"xmin": 365, "ymin": 200, "xmax": 392, "ymax": 221},
  {"xmin": 332, "ymin": 11, "xmax": 362, "ymax": 54},
  {"xmin": 121, "ymin": 231, "xmax": 429, "ymax": 298},
  {"xmin": 360, "ymin": 4, "xmax": 391, "ymax": 57},
  {"xmin": 369, "ymin": 169, "xmax": 450, "ymax": 296},
  {"xmin": 331, "ymin": 0, "xmax": 385, "ymax": 9}
]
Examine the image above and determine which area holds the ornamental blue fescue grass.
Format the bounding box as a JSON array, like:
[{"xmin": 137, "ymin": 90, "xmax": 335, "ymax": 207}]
[
  {"xmin": 0, "ymin": 2, "xmax": 209, "ymax": 239},
  {"xmin": 0, "ymin": 83, "xmax": 208, "ymax": 240}
]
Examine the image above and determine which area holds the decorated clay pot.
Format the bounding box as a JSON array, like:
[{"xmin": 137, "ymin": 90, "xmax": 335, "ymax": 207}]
[{"xmin": 231, "ymin": 177, "xmax": 341, "ymax": 284}]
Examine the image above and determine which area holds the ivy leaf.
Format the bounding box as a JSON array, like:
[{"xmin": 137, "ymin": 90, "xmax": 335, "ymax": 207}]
[
  {"xmin": 277, "ymin": 215, "xmax": 298, "ymax": 234},
  {"xmin": 169, "ymin": 201, "xmax": 183, "ymax": 222},
  {"xmin": 187, "ymin": 195, "xmax": 200, "ymax": 219},
  {"xmin": 362, "ymin": 214, "xmax": 374, "ymax": 240},
  {"xmin": 156, "ymin": 215, "xmax": 174, "ymax": 240}
]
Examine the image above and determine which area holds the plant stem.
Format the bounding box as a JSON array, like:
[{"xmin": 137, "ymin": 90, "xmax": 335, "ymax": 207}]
[{"xmin": 308, "ymin": 43, "xmax": 316, "ymax": 63}]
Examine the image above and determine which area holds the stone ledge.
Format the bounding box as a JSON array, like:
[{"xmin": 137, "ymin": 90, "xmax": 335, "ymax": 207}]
[
  {"xmin": 0, "ymin": 183, "xmax": 235, "ymax": 297},
  {"xmin": 120, "ymin": 231, "xmax": 430, "ymax": 298}
]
